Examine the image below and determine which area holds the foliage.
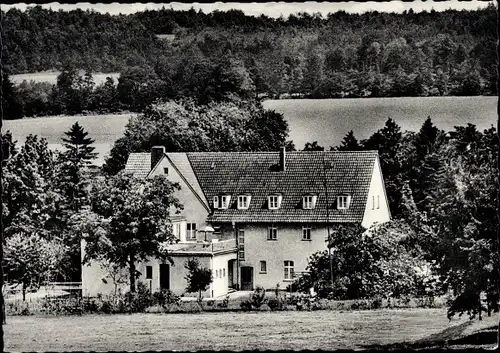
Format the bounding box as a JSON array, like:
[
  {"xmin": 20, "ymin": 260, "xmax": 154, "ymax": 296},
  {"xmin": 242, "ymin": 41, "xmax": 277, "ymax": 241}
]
[
  {"xmin": 152, "ymin": 289, "xmax": 181, "ymax": 309},
  {"xmin": 3, "ymin": 6, "xmax": 497, "ymax": 118},
  {"xmin": 249, "ymin": 286, "xmax": 267, "ymax": 309},
  {"xmin": 184, "ymin": 258, "xmax": 213, "ymax": 303},
  {"xmin": 296, "ymin": 222, "xmax": 437, "ymax": 300},
  {"xmin": 3, "ymin": 233, "xmax": 67, "ymax": 300},
  {"xmin": 302, "ymin": 141, "xmax": 325, "ymax": 151},
  {"xmin": 103, "ymin": 99, "xmax": 290, "ymax": 174},
  {"xmin": 74, "ymin": 172, "xmax": 182, "ymax": 293}
]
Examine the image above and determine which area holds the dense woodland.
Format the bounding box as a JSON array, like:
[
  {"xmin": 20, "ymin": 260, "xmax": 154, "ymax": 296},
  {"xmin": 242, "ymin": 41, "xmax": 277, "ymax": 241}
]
[{"xmin": 1, "ymin": 5, "xmax": 498, "ymax": 119}]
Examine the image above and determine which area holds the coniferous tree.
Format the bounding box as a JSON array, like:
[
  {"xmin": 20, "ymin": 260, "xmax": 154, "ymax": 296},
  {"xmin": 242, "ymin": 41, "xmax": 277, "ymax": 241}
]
[{"xmin": 334, "ymin": 130, "xmax": 361, "ymax": 151}]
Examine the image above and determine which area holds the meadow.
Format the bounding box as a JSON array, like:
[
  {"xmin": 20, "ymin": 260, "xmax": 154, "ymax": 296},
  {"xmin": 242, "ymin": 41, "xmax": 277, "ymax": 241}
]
[
  {"xmin": 4, "ymin": 309, "xmax": 497, "ymax": 351},
  {"xmin": 2, "ymin": 96, "xmax": 497, "ymax": 165}
]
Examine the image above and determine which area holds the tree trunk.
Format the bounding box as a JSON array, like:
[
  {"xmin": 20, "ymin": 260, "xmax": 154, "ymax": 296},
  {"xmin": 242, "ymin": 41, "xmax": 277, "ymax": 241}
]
[
  {"xmin": 22, "ymin": 283, "xmax": 26, "ymax": 302},
  {"xmin": 129, "ymin": 255, "xmax": 136, "ymax": 293}
]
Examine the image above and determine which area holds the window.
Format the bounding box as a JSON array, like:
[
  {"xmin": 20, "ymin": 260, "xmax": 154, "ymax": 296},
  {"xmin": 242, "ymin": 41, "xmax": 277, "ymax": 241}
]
[
  {"xmin": 260, "ymin": 261, "xmax": 267, "ymax": 273},
  {"xmin": 377, "ymin": 195, "xmax": 380, "ymax": 209},
  {"xmin": 337, "ymin": 195, "xmax": 350, "ymax": 210},
  {"xmin": 302, "ymin": 227, "xmax": 311, "ymax": 241},
  {"xmin": 284, "ymin": 261, "xmax": 294, "ymax": 280},
  {"xmin": 268, "ymin": 195, "xmax": 281, "ymax": 210},
  {"xmin": 302, "ymin": 195, "xmax": 315, "ymax": 209},
  {"xmin": 173, "ymin": 223, "xmax": 181, "ymax": 240},
  {"xmin": 238, "ymin": 229, "xmax": 245, "ymax": 260},
  {"xmin": 163, "ymin": 167, "xmax": 168, "ymax": 175},
  {"xmin": 267, "ymin": 226, "xmax": 278, "ymax": 240},
  {"xmin": 146, "ymin": 266, "xmax": 153, "ymax": 280},
  {"xmin": 372, "ymin": 196, "xmax": 375, "ymax": 210},
  {"xmin": 237, "ymin": 195, "xmax": 251, "ymax": 210},
  {"xmin": 187, "ymin": 223, "xmax": 197, "ymax": 239},
  {"xmin": 223, "ymin": 268, "xmax": 226, "ymax": 277},
  {"xmin": 213, "ymin": 196, "xmax": 219, "ymax": 209},
  {"xmin": 220, "ymin": 195, "xmax": 231, "ymax": 209}
]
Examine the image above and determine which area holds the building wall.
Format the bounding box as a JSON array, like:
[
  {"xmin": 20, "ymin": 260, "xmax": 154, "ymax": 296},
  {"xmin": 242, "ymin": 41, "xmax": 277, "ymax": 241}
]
[
  {"xmin": 137, "ymin": 255, "xmax": 212, "ymax": 297},
  {"xmin": 237, "ymin": 223, "xmax": 329, "ymax": 290},
  {"xmin": 210, "ymin": 252, "xmax": 237, "ymax": 297},
  {"xmin": 149, "ymin": 157, "xmax": 209, "ymax": 242},
  {"xmin": 361, "ymin": 157, "xmax": 392, "ymax": 228}
]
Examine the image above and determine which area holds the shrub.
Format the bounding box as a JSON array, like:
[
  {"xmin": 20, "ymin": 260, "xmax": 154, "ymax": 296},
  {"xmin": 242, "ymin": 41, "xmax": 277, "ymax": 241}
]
[
  {"xmin": 371, "ymin": 297, "xmax": 383, "ymax": 309},
  {"xmin": 249, "ymin": 286, "xmax": 267, "ymax": 309},
  {"xmin": 240, "ymin": 300, "xmax": 252, "ymax": 311},
  {"xmin": 152, "ymin": 289, "xmax": 181, "ymax": 309},
  {"xmin": 126, "ymin": 282, "xmax": 153, "ymax": 312},
  {"xmin": 267, "ymin": 296, "xmax": 285, "ymax": 311}
]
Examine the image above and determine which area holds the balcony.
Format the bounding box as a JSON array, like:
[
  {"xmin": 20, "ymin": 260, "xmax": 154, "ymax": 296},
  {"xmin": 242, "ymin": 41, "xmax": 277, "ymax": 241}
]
[{"xmin": 166, "ymin": 238, "xmax": 237, "ymax": 254}]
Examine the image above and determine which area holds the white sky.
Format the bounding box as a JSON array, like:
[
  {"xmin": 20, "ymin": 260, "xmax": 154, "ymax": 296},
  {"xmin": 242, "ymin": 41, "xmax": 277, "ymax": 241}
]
[{"xmin": 1, "ymin": 1, "xmax": 495, "ymax": 18}]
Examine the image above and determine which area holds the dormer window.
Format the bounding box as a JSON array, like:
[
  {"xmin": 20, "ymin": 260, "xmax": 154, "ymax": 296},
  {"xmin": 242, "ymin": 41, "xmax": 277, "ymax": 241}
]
[
  {"xmin": 220, "ymin": 195, "xmax": 231, "ymax": 209},
  {"xmin": 337, "ymin": 195, "xmax": 351, "ymax": 210},
  {"xmin": 302, "ymin": 194, "xmax": 318, "ymax": 209},
  {"xmin": 237, "ymin": 195, "xmax": 251, "ymax": 210},
  {"xmin": 213, "ymin": 195, "xmax": 231, "ymax": 209},
  {"xmin": 268, "ymin": 194, "xmax": 282, "ymax": 210}
]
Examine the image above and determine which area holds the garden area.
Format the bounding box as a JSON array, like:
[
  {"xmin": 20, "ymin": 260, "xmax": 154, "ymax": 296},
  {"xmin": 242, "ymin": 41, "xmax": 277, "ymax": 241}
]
[{"xmin": 4, "ymin": 308, "xmax": 498, "ymax": 351}]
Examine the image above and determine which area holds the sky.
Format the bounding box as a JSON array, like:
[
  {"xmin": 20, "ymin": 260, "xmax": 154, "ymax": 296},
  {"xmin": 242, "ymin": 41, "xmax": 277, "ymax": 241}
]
[{"xmin": 1, "ymin": 1, "xmax": 494, "ymax": 17}]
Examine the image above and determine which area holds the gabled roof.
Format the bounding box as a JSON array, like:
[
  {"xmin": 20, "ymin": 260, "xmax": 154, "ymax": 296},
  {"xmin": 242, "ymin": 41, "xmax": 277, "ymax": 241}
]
[
  {"xmin": 187, "ymin": 151, "xmax": 377, "ymax": 223},
  {"xmin": 124, "ymin": 150, "xmax": 378, "ymax": 223},
  {"xmin": 124, "ymin": 153, "xmax": 151, "ymax": 178}
]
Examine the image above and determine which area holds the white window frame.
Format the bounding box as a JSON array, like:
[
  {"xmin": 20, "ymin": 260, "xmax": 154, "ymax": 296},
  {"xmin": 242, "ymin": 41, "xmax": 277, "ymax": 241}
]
[
  {"xmin": 220, "ymin": 195, "xmax": 231, "ymax": 209},
  {"xmin": 260, "ymin": 261, "xmax": 267, "ymax": 274},
  {"xmin": 302, "ymin": 227, "xmax": 312, "ymax": 241},
  {"xmin": 337, "ymin": 195, "xmax": 350, "ymax": 210},
  {"xmin": 284, "ymin": 261, "xmax": 294, "ymax": 280},
  {"xmin": 268, "ymin": 195, "xmax": 281, "ymax": 210},
  {"xmin": 267, "ymin": 226, "xmax": 278, "ymax": 240},
  {"xmin": 237, "ymin": 195, "xmax": 251, "ymax": 210},
  {"xmin": 213, "ymin": 196, "xmax": 219, "ymax": 209},
  {"xmin": 187, "ymin": 223, "xmax": 197, "ymax": 240},
  {"xmin": 303, "ymin": 195, "xmax": 314, "ymax": 209}
]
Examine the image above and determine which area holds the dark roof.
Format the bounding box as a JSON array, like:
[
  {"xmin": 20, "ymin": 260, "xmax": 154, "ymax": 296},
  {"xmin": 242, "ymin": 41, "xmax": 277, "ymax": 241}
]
[
  {"xmin": 125, "ymin": 153, "xmax": 151, "ymax": 178},
  {"xmin": 185, "ymin": 151, "xmax": 377, "ymax": 223}
]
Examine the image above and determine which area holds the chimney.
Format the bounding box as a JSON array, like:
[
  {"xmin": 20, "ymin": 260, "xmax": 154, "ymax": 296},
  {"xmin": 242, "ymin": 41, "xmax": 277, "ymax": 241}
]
[
  {"xmin": 279, "ymin": 146, "xmax": 286, "ymax": 171},
  {"xmin": 151, "ymin": 146, "xmax": 166, "ymax": 170}
]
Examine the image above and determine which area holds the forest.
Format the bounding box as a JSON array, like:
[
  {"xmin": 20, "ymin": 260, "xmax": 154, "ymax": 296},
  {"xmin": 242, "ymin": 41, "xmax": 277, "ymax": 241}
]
[{"xmin": 1, "ymin": 5, "xmax": 498, "ymax": 119}]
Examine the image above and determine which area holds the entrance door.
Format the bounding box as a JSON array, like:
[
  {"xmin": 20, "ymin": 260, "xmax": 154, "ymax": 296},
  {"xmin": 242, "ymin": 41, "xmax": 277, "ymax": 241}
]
[
  {"xmin": 240, "ymin": 266, "xmax": 253, "ymax": 290},
  {"xmin": 159, "ymin": 264, "xmax": 170, "ymax": 290}
]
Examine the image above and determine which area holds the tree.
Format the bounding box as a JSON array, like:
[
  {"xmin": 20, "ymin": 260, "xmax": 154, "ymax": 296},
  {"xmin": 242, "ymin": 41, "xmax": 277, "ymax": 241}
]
[
  {"xmin": 295, "ymin": 222, "xmax": 434, "ymax": 299},
  {"xmin": 3, "ymin": 233, "xmax": 66, "ymax": 301},
  {"xmin": 428, "ymin": 125, "xmax": 499, "ymax": 320},
  {"xmin": 333, "ymin": 130, "xmax": 361, "ymax": 151},
  {"xmin": 303, "ymin": 141, "xmax": 324, "ymax": 151},
  {"xmin": 1, "ymin": 134, "xmax": 57, "ymax": 239},
  {"xmin": 184, "ymin": 258, "xmax": 213, "ymax": 303},
  {"xmin": 362, "ymin": 118, "xmax": 404, "ymax": 217},
  {"xmin": 77, "ymin": 172, "xmax": 183, "ymax": 293},
  {"xmin": 1, "ymin": 73, "xmax": 23, "ymax": 119},
  {"xmin": 103, "ymin": 100, "xmax": 291, "ymax": 175},
  {"xmin": 54, "ymin": 122, "xmax": 98, "ymax": 280}
]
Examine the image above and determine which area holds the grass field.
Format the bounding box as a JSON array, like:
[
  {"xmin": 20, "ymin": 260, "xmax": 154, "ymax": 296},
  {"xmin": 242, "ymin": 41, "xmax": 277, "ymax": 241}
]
[
  {"xmin": 4, "ymin": 309, "xmax": 498, "ymax": 351},
  {"xmin": 10, "ymin": 71, "xmax": 120, "ymax": 86}
]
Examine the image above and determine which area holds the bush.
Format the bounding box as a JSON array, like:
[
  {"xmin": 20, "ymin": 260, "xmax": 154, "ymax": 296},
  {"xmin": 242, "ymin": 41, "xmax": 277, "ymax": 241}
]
[
  {"xmin": 267, "ymin": 296, "xmax": 285, "ymax": 311},
  {"xmin": 240, "ymin": 300, "xmax": 252, "ymax": 311},
  {"xmin": 126, "ymin": 282, "xmax": 153, "ymax": 312},
  {"xmin": 371, "ymin": 297, "xmax": 383, "ymax": 309},
  {"xmin": 152, "ymin": 289, "xmax": 181, "ymax": 309},
  {"xmin": 249, "ymin": 286, "xmax": 267, "ymax": 309}
]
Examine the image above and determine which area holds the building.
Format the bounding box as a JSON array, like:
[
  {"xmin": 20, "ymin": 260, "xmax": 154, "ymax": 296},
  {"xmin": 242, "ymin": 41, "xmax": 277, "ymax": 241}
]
[{"xmin": 82, "ymin": 147, "xmax": 391, "ymax": 298}]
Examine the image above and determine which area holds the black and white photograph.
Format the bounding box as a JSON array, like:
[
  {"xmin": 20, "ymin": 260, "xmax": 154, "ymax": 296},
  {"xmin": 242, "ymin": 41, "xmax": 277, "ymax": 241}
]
[{"xmin": 0, "ymin": 0, "xmax": 498, "ymax": 351}]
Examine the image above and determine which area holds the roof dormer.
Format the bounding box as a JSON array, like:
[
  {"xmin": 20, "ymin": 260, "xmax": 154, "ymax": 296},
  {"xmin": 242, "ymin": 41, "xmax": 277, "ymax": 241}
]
[
  {"xmin": 237, "ymin": 194, "xmax": 252, "ymax": 210},
  {"xmin": 302, "ymin": 193, "xmax": 318, "ymax": 210},
  {"xmin": 336, "ymin": 194, "xmax": 352, "ymax": 210},
  {"xmin": 268, "ymin": 194, "xmax": 283, "ymax": 210},
  {"xmin": 213, "ymin": 194, "xmax": 232, "ymax": 210}
]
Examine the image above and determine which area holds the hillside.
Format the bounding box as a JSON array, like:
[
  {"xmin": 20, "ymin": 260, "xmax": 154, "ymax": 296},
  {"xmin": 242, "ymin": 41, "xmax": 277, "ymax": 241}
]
[{"xmin": 2, "ymin": 5, "xmax": 497, "ymax": 99}]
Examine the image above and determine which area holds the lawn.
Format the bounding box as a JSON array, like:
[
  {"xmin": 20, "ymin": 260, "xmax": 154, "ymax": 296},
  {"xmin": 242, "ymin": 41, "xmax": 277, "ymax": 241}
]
[{"xmin": 4, "ymin": 309, "xmax": 498, "ymax": 351}]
